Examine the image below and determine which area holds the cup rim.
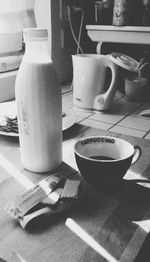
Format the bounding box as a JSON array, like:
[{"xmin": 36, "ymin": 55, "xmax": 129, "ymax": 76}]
[
  {"xmin": 125, "ymin": 76, "xmax": 148, "ymax": 83},
  {"xmin": 72, "ymin": 54, "xmax": 105, "ymax": 59},
  {"xmin": 74, "ymin": 135, "xmax": 134, "ymax": 162}
]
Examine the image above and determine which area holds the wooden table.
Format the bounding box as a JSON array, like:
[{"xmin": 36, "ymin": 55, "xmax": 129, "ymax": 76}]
[{"xmin": 1, "ymin": 123, "xmax": 150, "ymax": 262}]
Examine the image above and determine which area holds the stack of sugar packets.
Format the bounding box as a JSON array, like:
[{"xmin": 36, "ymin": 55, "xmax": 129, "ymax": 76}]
[{"xmin": 5, "ymin": 173, "xmax": 82, "ymax": 228}]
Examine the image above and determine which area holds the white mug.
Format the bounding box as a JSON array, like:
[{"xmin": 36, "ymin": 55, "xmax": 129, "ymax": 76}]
[{"xmin": 72, "ymin": 54, "xmax": 118, "ymax": 111}]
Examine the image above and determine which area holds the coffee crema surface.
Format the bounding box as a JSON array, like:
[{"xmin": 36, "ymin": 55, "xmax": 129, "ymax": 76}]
[{"xmin": 89, "ymin": 155, "xmax": 116, "ymax": 161}]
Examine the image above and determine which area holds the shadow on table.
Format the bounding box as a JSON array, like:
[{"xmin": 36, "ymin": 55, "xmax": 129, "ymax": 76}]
[{"xmin": 25, "ymin": 178, "xmax": 150, "ymax": 232}]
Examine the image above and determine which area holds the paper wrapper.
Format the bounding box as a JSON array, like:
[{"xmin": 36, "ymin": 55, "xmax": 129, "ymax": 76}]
[{"xmin": 5, "ymin": 174, "xmax": 82, "ymax": 228}]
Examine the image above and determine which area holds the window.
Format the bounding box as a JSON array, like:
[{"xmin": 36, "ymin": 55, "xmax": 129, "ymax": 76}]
[
  {"xmin": 0, "ymin": 0, "xmax": 37, "ymax": 102},
  {"xmin": 0, "ymin": 0, "xmax": 95, "ymax": 102},
  {"xmin": 0, "ymin": 0, "xmax": 36, "ymax": 54},
  {"xmin": 0, "ymin": 0, "xmax": 73, "ymax": 101}
]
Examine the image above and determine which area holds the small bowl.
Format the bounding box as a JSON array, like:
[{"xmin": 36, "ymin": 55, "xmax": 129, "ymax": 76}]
[{"xmin": 74, "ymin": 136, "xmax": 141, "ymax": 190}]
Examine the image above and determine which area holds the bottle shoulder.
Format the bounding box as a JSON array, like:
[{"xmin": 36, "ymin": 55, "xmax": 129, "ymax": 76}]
[{"xmin": 16, "ymin": 58, "xmax": 60, "ymax": 88}]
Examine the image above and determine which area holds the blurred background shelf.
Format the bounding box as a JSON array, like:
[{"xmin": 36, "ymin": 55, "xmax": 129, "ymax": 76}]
[{"xmin": 86, "ymin": 25, "xmax": 150, "ymax": 53}]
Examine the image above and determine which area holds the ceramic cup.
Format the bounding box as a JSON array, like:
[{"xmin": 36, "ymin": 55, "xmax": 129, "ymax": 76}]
[
  {"xmin": 125, "ymin": 76, "xmax": 148, "ymax": 102},
  {"xmin": 74, "ymin": 136, "xmax": 141, "ymax": 189},
  {"xmin": 72, "ymin": 54, "xmax": 118, "ymax": 111}
]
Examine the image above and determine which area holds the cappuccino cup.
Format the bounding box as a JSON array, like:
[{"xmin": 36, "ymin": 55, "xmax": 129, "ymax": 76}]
[{"xmin": 74, "ymin": 136, "xmax": 141, "ymax": 189}]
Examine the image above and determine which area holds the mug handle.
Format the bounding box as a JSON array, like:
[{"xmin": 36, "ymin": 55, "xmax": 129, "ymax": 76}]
[
  {"xmin": 131, "ymin": 145, "xmax": 142, "ymax": 165},
  {"xmin": 93, "ymin": 56, "xmax": 118, "ymax": 111}
]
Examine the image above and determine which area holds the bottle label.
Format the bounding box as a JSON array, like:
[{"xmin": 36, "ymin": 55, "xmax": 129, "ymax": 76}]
[{"xmin": 17, "ymin": 102, "xmax": 29, "ymax": 135}]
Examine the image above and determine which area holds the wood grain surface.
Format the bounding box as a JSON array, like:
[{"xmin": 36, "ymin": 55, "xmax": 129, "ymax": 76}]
[{"xmin": 0, "ymin": 124, "xmax": 150, "ymax": 262}]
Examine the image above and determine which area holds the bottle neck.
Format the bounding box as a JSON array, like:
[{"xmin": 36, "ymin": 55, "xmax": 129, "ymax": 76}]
[{"xmin": 24, "ymin": 40, "xmax": 51, "ymax": 63}]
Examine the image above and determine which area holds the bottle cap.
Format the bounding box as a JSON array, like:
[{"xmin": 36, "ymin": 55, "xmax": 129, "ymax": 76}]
[
  {"xmin": 108, "ymin": 52, "xmax": 139, "ymax": 72},
  {"xmin": 23, "ymin": 28, "xmax": 48, "ymax": 41}
]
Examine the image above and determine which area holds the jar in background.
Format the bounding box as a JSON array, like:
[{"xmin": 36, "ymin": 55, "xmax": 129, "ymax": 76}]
[
  {"xmin": 113, "ymin": 0, "xmax": 130, "ymax": 26},
  {"xmin": 113, "ymin": 0, "xmax": 142, "ymax": 26},
  {"xmin": 142, "ymin": 0, "xmax": 150, "ymax": 26},
  {"xmin": 125, "ymin": 76, "xmax": 148, "ymax": 102}
]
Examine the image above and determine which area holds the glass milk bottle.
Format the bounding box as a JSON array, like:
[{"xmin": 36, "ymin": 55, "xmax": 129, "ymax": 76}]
[{"xmin": 15, "ymin": 28, "xmax": 62, "ymax": 173}]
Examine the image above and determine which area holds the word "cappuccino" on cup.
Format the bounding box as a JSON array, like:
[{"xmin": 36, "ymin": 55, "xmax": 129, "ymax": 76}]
[{"xmin": 81, "ymin": 137, "xmax": 115, "ymax": 145}]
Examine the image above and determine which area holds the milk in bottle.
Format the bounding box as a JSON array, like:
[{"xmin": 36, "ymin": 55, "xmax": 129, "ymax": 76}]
[{"xmin": 15, "ymin": 28, "xmax": 62, "ymax": 173}]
